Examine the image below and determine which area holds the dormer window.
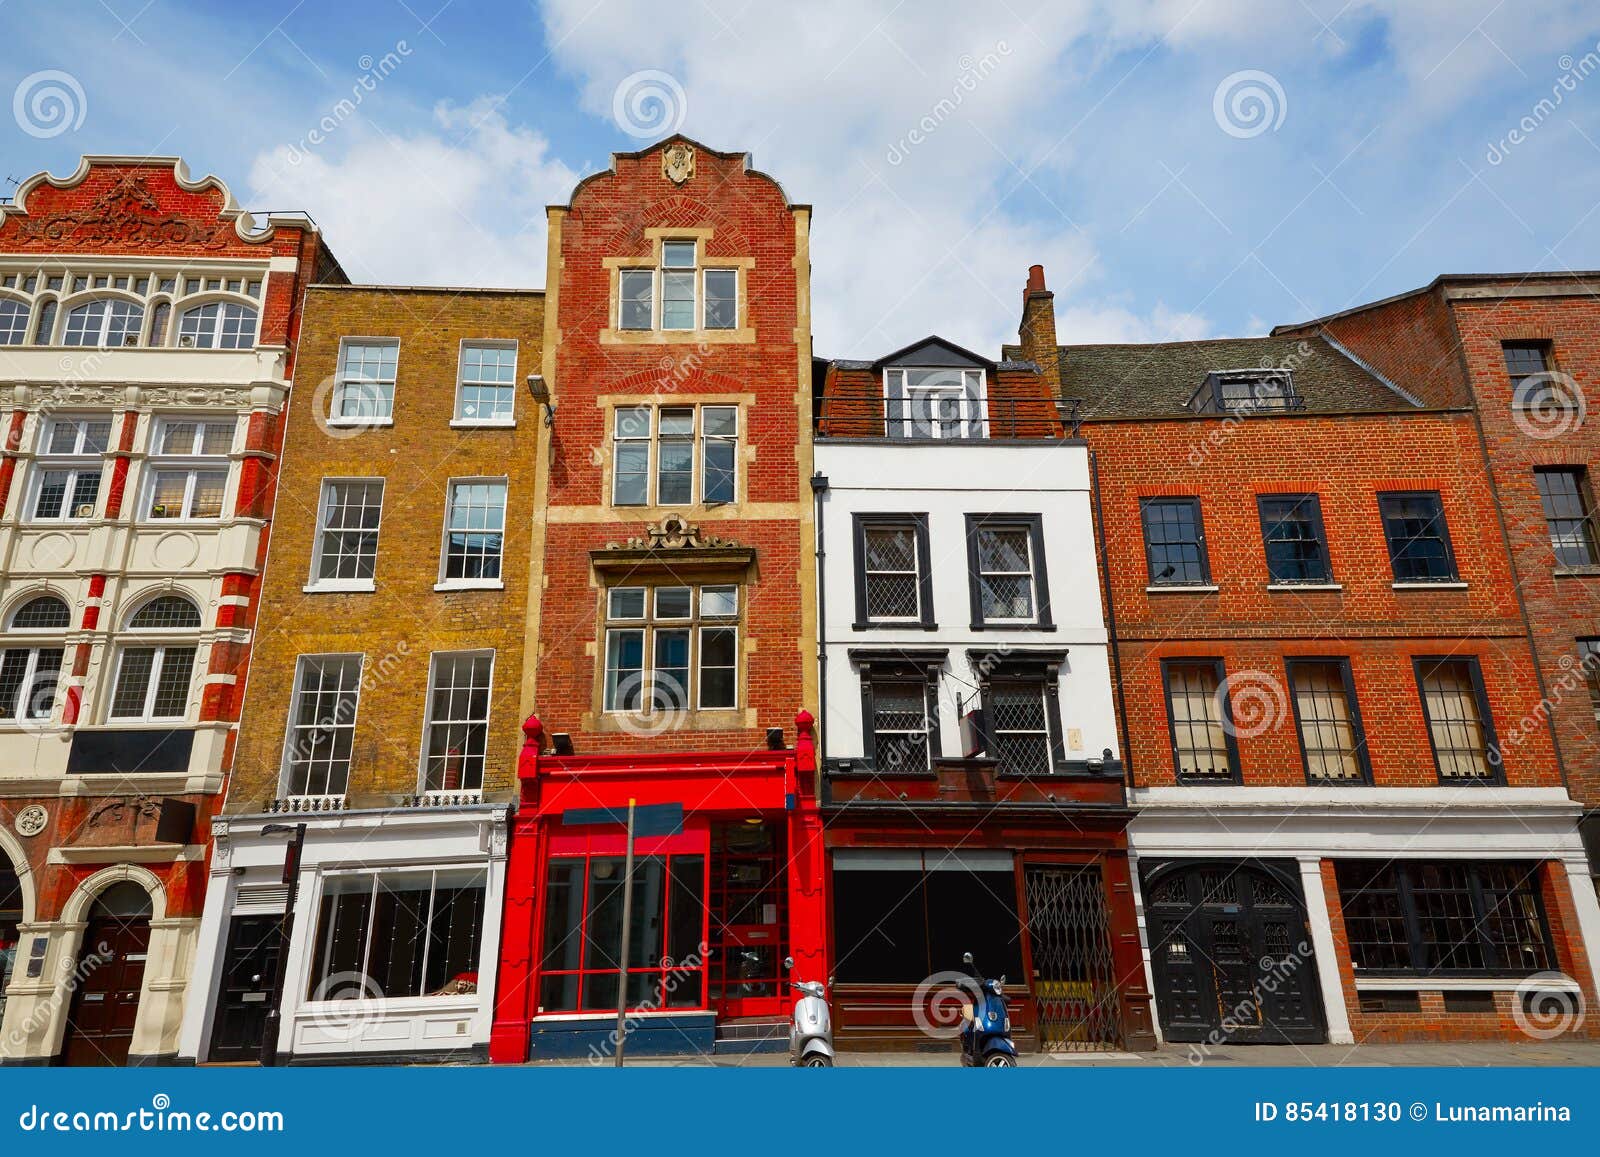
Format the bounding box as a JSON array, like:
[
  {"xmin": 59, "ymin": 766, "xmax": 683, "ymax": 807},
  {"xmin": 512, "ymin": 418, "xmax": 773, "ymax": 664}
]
[
  {"xmin": 618, "ymin": 240, "xmax": 738, "ymax": 332},
  {"xmin": 1196, "ymin": 370, "xmax": 1300, "ymax": 415},
  {"xmin": 884, "ymin": 367, "xmax": 986, "ymax": 439}
]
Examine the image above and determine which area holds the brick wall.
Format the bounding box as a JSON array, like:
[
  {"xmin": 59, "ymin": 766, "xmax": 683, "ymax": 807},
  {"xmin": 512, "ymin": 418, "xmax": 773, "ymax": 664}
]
[
  {"xmin": 531, "ymin": 139, "xmax": 813, "ymax": 754},
  {"xmin": 1082, "ymin": 409, "xmax": 1559, "ymax": 788},
  {"xmin": 226, "ymin": 287, "xmax": 544, "ymax": 810}
]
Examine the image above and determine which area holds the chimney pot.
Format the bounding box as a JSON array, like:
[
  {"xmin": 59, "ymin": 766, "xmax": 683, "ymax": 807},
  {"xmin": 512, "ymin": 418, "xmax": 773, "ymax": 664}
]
[{"xmin": 1026, "ymin": 264, "xmax": 1047, "ymax": 295}]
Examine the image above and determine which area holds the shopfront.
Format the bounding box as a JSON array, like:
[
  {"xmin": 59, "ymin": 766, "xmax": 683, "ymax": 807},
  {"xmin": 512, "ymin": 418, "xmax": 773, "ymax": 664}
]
[{"xmin": 489, "ymin": 714, "xmax": 826, "ymax": 1061}]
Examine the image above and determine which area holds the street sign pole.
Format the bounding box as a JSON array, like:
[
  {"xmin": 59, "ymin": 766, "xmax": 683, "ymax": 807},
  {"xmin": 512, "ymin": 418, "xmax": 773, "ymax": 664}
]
[{"xmin": 613, "ymin": 798, "xmax": 636, "ymax": 1068}]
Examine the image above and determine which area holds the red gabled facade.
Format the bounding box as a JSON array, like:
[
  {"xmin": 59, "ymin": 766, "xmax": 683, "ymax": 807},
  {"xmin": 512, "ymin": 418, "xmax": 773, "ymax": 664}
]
[{"xmin": 490, "ymin": 139, "xmax": 823, "ymax": 1061}]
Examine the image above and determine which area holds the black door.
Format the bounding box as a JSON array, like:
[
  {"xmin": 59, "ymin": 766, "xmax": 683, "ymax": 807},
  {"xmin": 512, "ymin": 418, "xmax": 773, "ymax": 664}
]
[
  {"xmin": 1143, "ymin": 861, "xmax": 1325, "ymax": 1044},
  {"xmin": 207, "ymin": 914, "xmax": 283, "ymax": 1062}
]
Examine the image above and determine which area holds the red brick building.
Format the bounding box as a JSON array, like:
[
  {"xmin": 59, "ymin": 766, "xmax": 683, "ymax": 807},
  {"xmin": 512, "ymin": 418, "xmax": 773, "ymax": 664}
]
[
  {"xmin": 0, "ymin": 158, "xmax": 338, "ymax": 1064},
  {"xmin": 1276, "ymin": 274, "xmax": 1600, "ymax": 892},
  {"xmin": 490, "ymin": 138, "xmax": 824, "ymax": 1060},
  {"xmin": 1011, "ymin": 266, "xmax": 1600, "ymax": 1046}
]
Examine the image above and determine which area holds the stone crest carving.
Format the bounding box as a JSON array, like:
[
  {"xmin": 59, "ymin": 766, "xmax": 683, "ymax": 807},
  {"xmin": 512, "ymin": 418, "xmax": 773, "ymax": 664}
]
[
  {"xmin": 610, "ymin": 513, "xmax": 731, "ymax": 552},
  {"xmin": 662, "ymin": 143, "xmax": 695, "ymax": 186},
  {"xmin": 14, "ymin": 173, "xmax": 235, "ymax": 250},
  {"xmin": 14, "ymin": 804, "xmax": 48, "ymax": 838}
]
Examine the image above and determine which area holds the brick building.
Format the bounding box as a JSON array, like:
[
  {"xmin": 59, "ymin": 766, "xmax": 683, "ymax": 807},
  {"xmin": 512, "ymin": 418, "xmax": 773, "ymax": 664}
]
[
  {"xmin": 176, "ymin": 286, "xmax": 544, "ymax": 1064},
  {"xmin": 0, "ymin": 158, "xmax": 336, "ymax": 1064},
  {"xmin": 1011, "ymin": 266, "xmax": 1600, "ymax": 1045},
  {"xmin": 1275, "ymin": 274, "xmax": 1600, "ymax": 897},
  {"xmin": 810, "ymin": 328, "xmax": 1154, "ymax": 1053},
  {"xmin": 489, "ymin": 138, "xmax": 824, "ymax": 1061}
]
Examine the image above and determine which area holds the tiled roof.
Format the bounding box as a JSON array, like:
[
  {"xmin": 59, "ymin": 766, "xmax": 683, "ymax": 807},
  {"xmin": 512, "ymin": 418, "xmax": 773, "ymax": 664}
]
[{"xmin": 999, "ymin": 334, "xmax": 1418, "ymax": 419}]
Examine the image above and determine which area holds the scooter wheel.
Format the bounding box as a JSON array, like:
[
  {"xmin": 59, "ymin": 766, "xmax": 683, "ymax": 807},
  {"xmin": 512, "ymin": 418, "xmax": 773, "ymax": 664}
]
[
  {"xmin": 984, "ymin": 1053, "xmax": 1016, "ymax": 1068},
  {"xmin": 801, "ymin": 1054, "xmax": 833, "ymax": 1068}
]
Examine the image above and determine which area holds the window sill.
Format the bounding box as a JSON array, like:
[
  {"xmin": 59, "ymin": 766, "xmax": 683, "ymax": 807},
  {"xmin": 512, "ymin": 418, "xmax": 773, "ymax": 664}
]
[
  {"xmin": 325, "ymin": 417, "xmax": 394, "ymax": 429},
  {"xmin": 303, "ymin": 581, "xmax": 375, "ymax": 594},
  {"xmin": 1552, "ymin": 566, "xmax": 1600, "ymax": 578},
  {"xmin": 1353, "ymin": 975, "xmax": 1579, "ymax": 992},
  {"xmin": 448, "ymin": 418, "xmax": 517, "ymax": 430},
  {"xmin": 1266, "ymin": 583, "xmax": 1343, "ymax": 592},
  {"xmin": 852, "ymin": 621, "xmax": 939, "ymax": 632},
  {"xmin": 1391, "ymin": 580, "xmax": 1467, "ymax": 590},
  {"xmin": 1145, "ymin": 583, "xmax": 1219, "ymax": 594},
  {"xmin": 600, "ymin": 326, "xmax": 754, "ymax": 346},
  {"xmin": 969, "ymin": 622, "xmax": 1057, "ymax": 632},
  {"xmin": 434, "ymin": 580, "xmax": 505, "ymax": 592}
]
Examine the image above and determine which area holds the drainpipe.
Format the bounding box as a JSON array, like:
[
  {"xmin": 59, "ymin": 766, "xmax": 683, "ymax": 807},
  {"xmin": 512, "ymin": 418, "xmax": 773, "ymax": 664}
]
[
  {"xmin": 1089, "ymin": 448, "xmax": 1134, "ymax": 788},
  {"xmin": 811, "ymin": 472, "xmax": 830, "ymax": 777}
]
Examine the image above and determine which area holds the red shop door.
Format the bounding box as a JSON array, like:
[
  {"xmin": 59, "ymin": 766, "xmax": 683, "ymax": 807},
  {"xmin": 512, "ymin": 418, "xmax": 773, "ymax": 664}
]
[{"xmin": 709, "ymin": 820, "xmax": 788, "ymax": 1019}]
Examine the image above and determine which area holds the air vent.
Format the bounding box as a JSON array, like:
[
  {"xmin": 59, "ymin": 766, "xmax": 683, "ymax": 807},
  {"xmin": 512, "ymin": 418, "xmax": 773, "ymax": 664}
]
[{"xmin": 232, "ymin": 884, "xmax": 289, "ymax": 915}]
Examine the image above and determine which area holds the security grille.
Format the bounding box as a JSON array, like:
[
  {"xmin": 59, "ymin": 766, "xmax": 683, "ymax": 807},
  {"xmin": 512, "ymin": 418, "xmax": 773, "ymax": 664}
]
[
  {"xmin": 1024, "ymin": 865, "xmax": 1122, "ymax": 1051},
  {"xmin": 871, "ymin": 682, "xmax": 930, "ymax": 772},
  {"xmin": 989, "ymin": 682, "xmax": 1051, "ymax": 774}
]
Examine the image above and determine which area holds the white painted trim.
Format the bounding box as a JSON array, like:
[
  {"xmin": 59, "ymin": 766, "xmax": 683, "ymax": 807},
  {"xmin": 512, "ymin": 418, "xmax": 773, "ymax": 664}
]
[
  {"xmin": 1354, "ymin": 976, "xmax": 1581, "ymax": 992},
  {"xmin": 1392, "ymin": 581, "xmax": 1468, "ymax": 590},
  {"xmin": 1146, "ymin": 583, "xmax": 1219, "ymax": 593},
  {"xmin": 1560, "ymin": 858, "xmax": 1600, "ymax": 999},
  {"xmin": 1297, "ymin": 858, "xmax": 1354, "ymax": 1044},
  {"xmin": 48, "ymin": 843, "xmax": 203, "ymax": 865},
  {"xmin": 1266, "ymin": 583, "xmax": 1344, "ymax": 592}
]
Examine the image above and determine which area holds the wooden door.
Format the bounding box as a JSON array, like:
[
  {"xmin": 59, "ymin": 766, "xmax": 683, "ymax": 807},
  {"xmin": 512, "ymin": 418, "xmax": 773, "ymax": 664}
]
[
  {"xmin": 207, "ymin": 914, "xmax": 284, "ymax": 1062},
  {"xmin": 62, "ymin": 883, "xmax": 152, "ymax": 1067}
]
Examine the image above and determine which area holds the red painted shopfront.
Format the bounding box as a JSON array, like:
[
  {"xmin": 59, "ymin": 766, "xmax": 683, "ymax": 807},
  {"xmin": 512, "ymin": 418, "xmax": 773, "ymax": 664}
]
[{"xmin": 490, "ymin": 714, "xmax": 827, "ymax": 1061}]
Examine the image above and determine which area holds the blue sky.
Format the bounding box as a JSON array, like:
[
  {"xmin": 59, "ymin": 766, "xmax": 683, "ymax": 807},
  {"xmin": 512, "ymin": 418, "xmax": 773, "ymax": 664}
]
[{"xmin": 4, "ymin": 0, "xmax": 1600, "ymax": 358}]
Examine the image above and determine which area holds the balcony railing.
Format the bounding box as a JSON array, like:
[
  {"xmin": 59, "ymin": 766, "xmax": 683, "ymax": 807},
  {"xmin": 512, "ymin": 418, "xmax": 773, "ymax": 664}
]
[{"xmin": 816, "ymin": 394, "xmax": 1083, "ymax": 440}]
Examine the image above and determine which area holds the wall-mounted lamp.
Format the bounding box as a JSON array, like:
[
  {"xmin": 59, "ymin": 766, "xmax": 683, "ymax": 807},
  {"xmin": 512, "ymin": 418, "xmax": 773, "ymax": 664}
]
[{"xmin": 527, "ymin": 374, "xmax": 555, "ymax": 426}]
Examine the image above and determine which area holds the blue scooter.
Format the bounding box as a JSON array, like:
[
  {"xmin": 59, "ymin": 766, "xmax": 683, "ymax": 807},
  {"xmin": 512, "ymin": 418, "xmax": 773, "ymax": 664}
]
[{"xmin": 958, "ymin": 951, "xmax": 1017, "ymax": 1067}]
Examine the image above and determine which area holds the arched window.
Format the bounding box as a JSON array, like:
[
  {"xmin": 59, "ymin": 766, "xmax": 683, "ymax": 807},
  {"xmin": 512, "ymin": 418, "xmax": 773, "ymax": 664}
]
[
  {"xmin": 9, "ymin": 594, "xmax": 71, "ymax": 630},
  {"xmin": 62, "ymin": 299, "xmax": 145, "ymax": 348},
  {"xmin": 0, "ymin": 299, "xmax": 27, "ymax": 345},
  {"xmin": 178, "ymin": 302, "xmax": 257, "ymax": 350},
  {"xmin": 127, "ymin": 594, "xmax": 203, "ymax": 630},
  {"xmin": 0, "ymin": 595, "xmax": 70, "ymax": 722},
  {"xmin": 109, "ymin": 594, "xmax": 202, "ymax": 722}
]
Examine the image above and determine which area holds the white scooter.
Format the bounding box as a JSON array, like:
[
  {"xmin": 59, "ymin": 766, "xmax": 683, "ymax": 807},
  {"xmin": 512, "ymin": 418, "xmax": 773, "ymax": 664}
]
[{"xmin": 783, "ymin": 955, "xmax": 834, "ymax": 1067}]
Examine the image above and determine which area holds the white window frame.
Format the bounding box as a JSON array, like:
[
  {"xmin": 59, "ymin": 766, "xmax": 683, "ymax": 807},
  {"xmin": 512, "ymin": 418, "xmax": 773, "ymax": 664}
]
[
  {"xmin": 61, "ymin": 297, "xmax": 145, "ymax": 348},
  {"xmin": 0, "ymin": 627, "xmax": 66, "ymax": 724},
  {"xmin": 436, "ymin": 477, "xmax": 508, "ymax": 591},
  {"xmin": 883, "ymin": 367, "xmax": 988, "ymax": 440},
  {"xmin": 417, "ymin": 649, "xmax": 495, "ymax": 794},
  {"xmin": 609, "ymin": 403, "xmax": 740, "ymax": 508},
  {"xmin": 107, "ymin": 643, "xmax": 198, "ymax": 722},
  {"xmin": 330, "ymin": 337, "xmax": 400, "ymax": 427},
  {"xmin": 307, "ymin": 478, "xmax": 386, "ymax": 593},
  {"xmin": 28, "ymin": 414, "xmax": 112, "ymax": 523},
  {"xmin": 279, "ymin": 653, "xmax": 365, "ymax": 800},
  {"xmin": 616, "ymin": 241, "xmax": 738, "ymax": 333},
  {"xmin": 601, "ymin": 583, "xmax": 740, "ymax": 715},
  {"xmin": 451, "ymin": 340, "xmax": 519, "ymax": 427},
  {"xmin": 176, "ymin": 300, "xmax": 258, "ymax": 350}
]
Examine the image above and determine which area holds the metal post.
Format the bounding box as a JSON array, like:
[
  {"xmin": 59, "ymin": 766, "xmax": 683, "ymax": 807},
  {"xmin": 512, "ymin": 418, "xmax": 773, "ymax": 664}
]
[
  {"xmin": 613, "ymin": 798, "xmax": 636, "ymax": 1068},
  {"xmin": 259, "ymin": 822, "xmax": 306, "ymax": 1068}
]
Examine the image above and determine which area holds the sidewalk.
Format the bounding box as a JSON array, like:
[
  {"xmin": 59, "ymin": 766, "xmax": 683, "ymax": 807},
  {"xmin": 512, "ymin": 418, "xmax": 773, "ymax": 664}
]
[{"xmin": 540, "ymin": 1039, "xmax": 1600, "ymax": 1068}]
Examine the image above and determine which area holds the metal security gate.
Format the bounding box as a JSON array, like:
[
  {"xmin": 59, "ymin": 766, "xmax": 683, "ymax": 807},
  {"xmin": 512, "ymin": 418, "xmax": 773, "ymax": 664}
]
[{"xmin": 1024, "ymin": 865, "xmax": 1122, "ymax": 1051}]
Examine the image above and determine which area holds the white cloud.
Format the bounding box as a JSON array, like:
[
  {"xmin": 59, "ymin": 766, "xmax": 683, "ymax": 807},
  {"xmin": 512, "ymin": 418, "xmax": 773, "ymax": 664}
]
[{"xmin": 249, "ymin": 99, "xmax": 579, "ymax": 288}]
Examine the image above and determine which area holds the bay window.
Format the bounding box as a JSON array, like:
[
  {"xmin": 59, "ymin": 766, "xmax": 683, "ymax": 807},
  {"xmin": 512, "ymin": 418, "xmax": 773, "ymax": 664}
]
[{"xmin": 308, "ymin": 868, "xmax": 487, "ymax": 1002}]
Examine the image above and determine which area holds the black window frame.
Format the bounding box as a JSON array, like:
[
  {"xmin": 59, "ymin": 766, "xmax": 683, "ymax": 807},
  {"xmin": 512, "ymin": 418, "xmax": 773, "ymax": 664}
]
[
  {"xmin": 966, "ymin": 649, "xmax": 1069, "ymax": 775},
  {"xmin": 1335, "ymin": 860, "xmax": 1556, "ymax": 978},
  {"xmin": 1377, "ymin": 490, "xmax": 1459, "ymax": 583},
  {"xmin": 851, "ymin": 649, "xmax": 947, "ymax": 774},
  {"xmin": 1140, "ymin": 497, "xmax": 1211, "ymax": 587},
  {"xmin": 1257, "ymin": 493, "xmax": 1333, "ymax": 585},
  {"xmin": 1284, "ymin": 656, "xmax": 1371, "ymax": 785},
  {"xmin": 1412, "ymin": 655, "xmax": 1502, "ymax": 784},
  {"xmin": 1502, "ymin": 340, "xmax": 1562, "ymax": 410},
  {"xmin": 963, "ymin": 513, "xmax": 1053, "ymax": 630},
  {"xmin": 851, "ymin": 513, "xmax": 935, "ymax": 630},
  {"xmin": 1533, "ymin": 466, "xmax": 1600, "ymax": 569},
  {"xmin": 1160, "ymin": 657, "xmax": 1241, "ymax": 784}
]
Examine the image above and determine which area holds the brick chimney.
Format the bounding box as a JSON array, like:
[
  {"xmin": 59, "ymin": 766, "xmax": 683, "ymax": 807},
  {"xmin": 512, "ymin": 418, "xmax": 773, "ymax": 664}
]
[{"xmin": 1018, "ymin": 264, "xmax": 1061, "ymax": 388}]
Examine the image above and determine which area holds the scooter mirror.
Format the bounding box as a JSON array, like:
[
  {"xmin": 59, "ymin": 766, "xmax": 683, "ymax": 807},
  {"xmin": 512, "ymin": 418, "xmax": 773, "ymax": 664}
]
[
  {"xmin": 962, "ymin": 952, "xmax": 974, "ymax": 966},
  {"xmin": 783, "ymin": 956, "xmax": 795, "ymax": 970}
]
